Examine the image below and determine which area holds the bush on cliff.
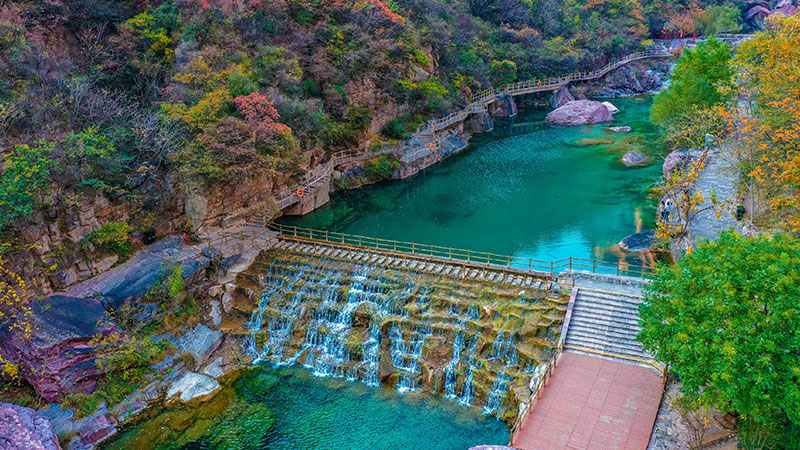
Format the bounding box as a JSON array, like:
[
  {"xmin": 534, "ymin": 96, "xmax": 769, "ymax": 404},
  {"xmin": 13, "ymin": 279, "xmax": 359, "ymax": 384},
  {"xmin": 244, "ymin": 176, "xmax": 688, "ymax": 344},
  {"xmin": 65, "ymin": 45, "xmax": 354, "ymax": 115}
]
[
  {"xmin": 86, "ymin": 222, "xmax": 133, "ymax": 258},
  {"xmin": 0, "ymin": 142, "xmax": 57, "ymax": 231}
]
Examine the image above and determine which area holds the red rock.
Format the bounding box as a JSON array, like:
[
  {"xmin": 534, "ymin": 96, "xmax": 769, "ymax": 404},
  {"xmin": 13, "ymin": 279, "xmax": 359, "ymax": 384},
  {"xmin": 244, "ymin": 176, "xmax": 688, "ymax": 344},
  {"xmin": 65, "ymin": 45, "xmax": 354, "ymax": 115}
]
[{"xmin": 0, "ymin": 296, "xmax": 122, "ymax": 402}]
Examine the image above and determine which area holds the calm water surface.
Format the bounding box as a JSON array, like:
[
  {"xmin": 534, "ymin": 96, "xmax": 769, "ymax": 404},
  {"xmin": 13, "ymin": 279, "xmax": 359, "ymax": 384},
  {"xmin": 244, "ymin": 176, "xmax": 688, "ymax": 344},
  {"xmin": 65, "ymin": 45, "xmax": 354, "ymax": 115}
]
[
  {"xmin": 282, "ymin": 97, "xmax": 663, "ymax": 267},
  {"xmin": 105, "ymin": 365, "xmax": 509, "ymax": 450}
]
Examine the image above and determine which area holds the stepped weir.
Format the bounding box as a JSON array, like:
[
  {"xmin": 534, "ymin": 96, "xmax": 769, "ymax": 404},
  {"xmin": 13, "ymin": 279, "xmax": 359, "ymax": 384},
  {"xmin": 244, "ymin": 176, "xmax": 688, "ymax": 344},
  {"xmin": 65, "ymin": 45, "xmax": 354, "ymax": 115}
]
[{"xmin": 223, "ymin": 223, "xmax": 663, "ymax": 440}]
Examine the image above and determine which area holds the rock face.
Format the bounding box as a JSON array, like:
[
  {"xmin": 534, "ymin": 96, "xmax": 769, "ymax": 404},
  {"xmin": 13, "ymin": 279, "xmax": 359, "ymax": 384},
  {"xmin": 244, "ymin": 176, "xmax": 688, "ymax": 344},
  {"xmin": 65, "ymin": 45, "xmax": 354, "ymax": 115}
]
[
  {"xmin": 176, "ymin": 324, "xmax": 223, "ymax": 365},
  {"xmin": 489, "ymin": 93, "xmax": 518, "ymax": 118},
  {"xmin": 550, "ymin": 86, "xmax": 575, "ymax": 108},
  {"xmin": 582, "ymin": 59, "xmax": 672, "ymax": 97},
  {"xmin": 167, "ymin": 372, "xmax": 221, "ymax": 403},
  {"xmin": 0, "ymin": 402, "xmax": 62, "ymax": 450},
  {"xmin": 545, "ymin": 100, "xmax": 613, "ymax": 126},
  {"xmin": 0, "ymin": 296, "xmax": 122, "ymax": 402},
  {"xmin": 622, "ymin": 152, "xmax": 648, "ymax": 166}
]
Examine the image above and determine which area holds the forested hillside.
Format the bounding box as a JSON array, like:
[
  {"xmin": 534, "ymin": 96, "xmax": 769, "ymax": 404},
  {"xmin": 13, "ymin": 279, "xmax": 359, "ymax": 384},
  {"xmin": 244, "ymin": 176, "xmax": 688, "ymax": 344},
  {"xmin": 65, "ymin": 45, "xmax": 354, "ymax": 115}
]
[{"xmin": 0, "ymin": 0, "xmax": 748, "ymax": 290}]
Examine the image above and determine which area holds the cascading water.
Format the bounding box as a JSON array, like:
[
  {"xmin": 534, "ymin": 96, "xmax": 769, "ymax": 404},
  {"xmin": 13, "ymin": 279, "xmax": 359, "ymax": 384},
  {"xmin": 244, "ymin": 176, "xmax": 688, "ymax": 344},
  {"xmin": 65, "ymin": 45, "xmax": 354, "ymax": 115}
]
[{"xmin": 243, "ymin": 249, "xmax": 567, "ymax": 419}]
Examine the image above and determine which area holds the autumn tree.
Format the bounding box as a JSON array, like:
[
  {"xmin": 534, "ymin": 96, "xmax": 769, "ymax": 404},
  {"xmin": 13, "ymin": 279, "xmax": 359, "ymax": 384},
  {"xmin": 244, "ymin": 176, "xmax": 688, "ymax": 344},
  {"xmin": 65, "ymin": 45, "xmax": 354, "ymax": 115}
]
[
  {"xmin": 732, "ymin": 14, "xmax": 800, "ymax": 232},
  {"xmin": 0, "ymin": 257, "xmax": 30, "ymax": 378},
  {"xmin": 639, "ymin": 232, "xmax": 800, "ymax": 447}
]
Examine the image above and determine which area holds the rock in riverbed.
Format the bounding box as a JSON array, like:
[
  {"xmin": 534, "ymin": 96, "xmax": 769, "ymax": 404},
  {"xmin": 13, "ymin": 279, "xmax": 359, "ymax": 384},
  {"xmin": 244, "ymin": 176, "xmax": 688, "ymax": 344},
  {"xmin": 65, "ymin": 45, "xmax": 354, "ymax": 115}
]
[
  {"xmin": 622, "ymin": 151, "xmax": 648, "ymax": 166},
  {"xmin": 608, "ymin": 126, "xmax": 632, "ymax": 133},
  {"xmin": 619, "ymin": 231, "xmax": 657, "ymax": 251},
  {"xmin": 0, "ymin": 296, "xmax": 122, "ymax": 401},
  {"xmin": 545, "ymin": 100, "xmax": 613, "ymax": 126},
  {"xmin": 0, "ymin": 402, "xmax": 62, "ymax": 450},
  {"xmin": 167, "ymin": 372, "xmax": 221, "ymax": 403},
  {"xmin": 550, "ymin": 86, "xmax": 575, "ymax": 108}
]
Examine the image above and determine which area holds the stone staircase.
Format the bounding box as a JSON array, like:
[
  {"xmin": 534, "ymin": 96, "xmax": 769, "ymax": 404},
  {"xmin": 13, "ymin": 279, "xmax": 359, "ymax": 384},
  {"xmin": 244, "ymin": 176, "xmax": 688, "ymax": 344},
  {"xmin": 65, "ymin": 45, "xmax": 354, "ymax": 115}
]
[{"xmin": 564, "ymin": 289, "xmax": 661, "ymax": 371}]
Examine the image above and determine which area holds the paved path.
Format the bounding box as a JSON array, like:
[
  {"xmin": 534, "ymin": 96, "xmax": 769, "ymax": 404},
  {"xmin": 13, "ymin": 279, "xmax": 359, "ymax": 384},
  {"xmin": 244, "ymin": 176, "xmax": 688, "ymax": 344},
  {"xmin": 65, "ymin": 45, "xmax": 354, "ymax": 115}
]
[
  {"xmin": 689, "ymin": 145, "xmax": 740, "ymax": 245},
  {"xmin": 512, "ymin": 352, "xmax": 663, "ymax": 450}
]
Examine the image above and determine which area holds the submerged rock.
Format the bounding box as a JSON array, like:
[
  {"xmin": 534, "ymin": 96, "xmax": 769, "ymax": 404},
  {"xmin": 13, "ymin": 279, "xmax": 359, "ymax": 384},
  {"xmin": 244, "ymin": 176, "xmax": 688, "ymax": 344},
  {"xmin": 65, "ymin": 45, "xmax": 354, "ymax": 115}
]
[
  {"xmin": 545, "ymin": 100, "xmax": 613, "ymax": 126},
  {"xmin": 622, "ymin": 151, "xmax": 648, "ymax": 166},
  {"xmin": 619, "ymin": 231, "xmax": 657, "ymax": 251},
  {"xmin": 572, "ymin": 138, "xmax": 614, "ymax": 147},
  {"xmin": 608, "ymin": 126, "xmax": 632, "ymax": 133},
  {"xmin": 0, "ymin": 402, "xmax": 62, "ymax": 450},
  {"xmin": 167, "ymin": 372, "xmax": 221, "ymax": 403},
  {"xmin": 0, "ymin": 295, "xmax": 122, "ymax": 402}
]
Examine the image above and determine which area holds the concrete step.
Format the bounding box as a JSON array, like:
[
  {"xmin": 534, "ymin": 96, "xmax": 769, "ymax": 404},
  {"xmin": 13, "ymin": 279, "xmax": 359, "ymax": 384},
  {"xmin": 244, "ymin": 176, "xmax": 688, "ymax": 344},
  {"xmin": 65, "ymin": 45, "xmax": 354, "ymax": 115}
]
[
  {"xmin": 567, "ymin": 320, "xmax": 642, "ymax": 343},
  {"xmin": 571, "ymin": 310, "xmax": 642, "ymax": 330},
  {"xmin": 565, "ymin": 334, "xmax": 649, "ymax": 361},
  {"xmin": 566, "ymin": 327, "xmax": 646, "ymax": 352}
]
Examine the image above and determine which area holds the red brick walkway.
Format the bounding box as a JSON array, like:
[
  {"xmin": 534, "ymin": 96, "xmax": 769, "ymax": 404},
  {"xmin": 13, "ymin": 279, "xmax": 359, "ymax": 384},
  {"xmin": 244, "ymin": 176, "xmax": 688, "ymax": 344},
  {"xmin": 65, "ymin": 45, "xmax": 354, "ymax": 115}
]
[{"xmin": 511, "ymin": 351, "xmax": 664, "ymax": 450}]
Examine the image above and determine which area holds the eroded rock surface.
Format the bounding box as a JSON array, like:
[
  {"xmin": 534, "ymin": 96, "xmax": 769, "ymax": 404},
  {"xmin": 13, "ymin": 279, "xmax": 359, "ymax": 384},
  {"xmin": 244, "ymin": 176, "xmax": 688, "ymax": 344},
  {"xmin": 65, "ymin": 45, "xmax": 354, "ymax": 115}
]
[
  {"xmin": 546, "ymin": 100, "xmax": 613, "ymax": 126},
  {"xmin": 0, "ymin": 402, "xmax": 62, "ymax": 450},
  {"xmin": 622, "ymin": 151, "xmax": 648, "ymax": 166},
  {"xmin": 0, "ymin": 296, "xmax": 121, "ymax": 401},
  {"xmin": 167, "ymin": 372, "xmax": 221, "ymax": 403}
]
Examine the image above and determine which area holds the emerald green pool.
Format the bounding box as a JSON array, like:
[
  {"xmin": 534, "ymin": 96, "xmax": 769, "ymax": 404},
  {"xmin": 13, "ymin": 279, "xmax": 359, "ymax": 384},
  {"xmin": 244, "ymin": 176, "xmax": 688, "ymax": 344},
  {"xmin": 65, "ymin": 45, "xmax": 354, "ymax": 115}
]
[
  {"xmin": 282, "ymin": 97, "xmax": 663, "ymax": 269},
  {"xmin": 105, "ymin": 365, "xmax": 509, "ymax": 450}
]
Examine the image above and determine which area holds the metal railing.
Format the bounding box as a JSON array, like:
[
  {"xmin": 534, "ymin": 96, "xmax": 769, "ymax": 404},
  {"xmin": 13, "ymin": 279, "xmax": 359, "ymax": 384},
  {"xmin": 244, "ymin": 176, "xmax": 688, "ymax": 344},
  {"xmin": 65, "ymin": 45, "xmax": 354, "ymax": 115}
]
[{"xmin": 268, "ymin": 223, "xmax": 658, "ymax": 278}]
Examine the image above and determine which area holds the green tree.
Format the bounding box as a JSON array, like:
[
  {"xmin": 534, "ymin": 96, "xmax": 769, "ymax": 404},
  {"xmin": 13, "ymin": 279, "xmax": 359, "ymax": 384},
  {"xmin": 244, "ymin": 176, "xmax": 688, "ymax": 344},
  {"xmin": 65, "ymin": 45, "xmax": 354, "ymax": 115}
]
[
  {"xmin": 638, "ymin": 231, "xmax": 800, "ymax": 444},
  {"xmin": 651, "ymin": 38, "xmax": 734, "ymax": 127},
  {"xmin": 0, "ymin": 141, "xmax": 57, "ymax": 230},
  {"xmin": 694, "ymin": 5, "xmax": 742, "ymax": 37}
]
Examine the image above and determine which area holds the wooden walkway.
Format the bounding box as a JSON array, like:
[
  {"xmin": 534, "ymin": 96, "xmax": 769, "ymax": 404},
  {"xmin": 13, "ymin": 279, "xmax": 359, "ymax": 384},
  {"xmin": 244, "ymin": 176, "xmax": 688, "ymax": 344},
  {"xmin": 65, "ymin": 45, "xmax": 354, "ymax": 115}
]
[{"xmin": 511, "ymin": 352, "xmax": 664, "ymax": 450}]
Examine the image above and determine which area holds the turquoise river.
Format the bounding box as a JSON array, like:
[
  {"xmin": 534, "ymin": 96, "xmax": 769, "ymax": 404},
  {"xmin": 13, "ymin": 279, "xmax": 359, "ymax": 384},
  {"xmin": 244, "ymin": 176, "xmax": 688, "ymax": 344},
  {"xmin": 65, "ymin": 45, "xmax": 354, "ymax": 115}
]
[
  {"xmin": 105, "ymin": 97, "xmax": 665, "ymax": 449},
  {"xmin": 282, "ymin": 97, "xmax": 663, "ymax": 269}
]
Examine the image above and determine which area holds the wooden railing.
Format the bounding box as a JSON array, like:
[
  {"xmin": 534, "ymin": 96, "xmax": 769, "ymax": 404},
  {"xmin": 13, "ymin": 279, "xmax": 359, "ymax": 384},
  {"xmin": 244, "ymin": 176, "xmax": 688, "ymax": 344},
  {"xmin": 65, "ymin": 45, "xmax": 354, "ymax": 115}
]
[
  {"xmin": 268, "ymin": 223, "xmax": 658, "ymax": 278},
  {"xmin": 423, "ymin": 49, "xmax": 674, "ymax": 135},
  {"xmin": 273, "ymin": 142, "xmax": 404, "ymax": 210}
]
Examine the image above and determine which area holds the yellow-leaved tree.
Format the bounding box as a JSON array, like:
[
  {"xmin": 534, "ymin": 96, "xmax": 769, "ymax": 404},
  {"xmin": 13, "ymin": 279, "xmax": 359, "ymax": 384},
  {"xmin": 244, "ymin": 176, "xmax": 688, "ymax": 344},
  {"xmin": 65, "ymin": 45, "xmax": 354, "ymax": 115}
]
[
  {"xmin": 0, "ymin": 256, "xmax": 31, "ymax": 378},
  {"xmin": 733, "ymin": 14, "xmax": 800, "ymax": 231}
]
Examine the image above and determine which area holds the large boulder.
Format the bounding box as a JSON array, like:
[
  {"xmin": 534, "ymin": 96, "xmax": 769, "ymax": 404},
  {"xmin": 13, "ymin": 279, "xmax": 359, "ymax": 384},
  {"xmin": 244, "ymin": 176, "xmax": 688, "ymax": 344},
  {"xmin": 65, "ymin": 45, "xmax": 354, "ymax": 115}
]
[
  {"xmin": 0, "ymin": 402, "xmax": 62, "ymax": 450},
  {"xmin": 545, "ymin": 100, "xmax": 613, "ymax": 126},
  {"xmin": 662, "ymin": 149, "xmax": 690, "ymax": 177},
  {"xmin": 0, "ymin": 296, "xmax": 122, "ymax": 402},
  {"xmin": 175, "ymin": 324, "xmax": 223, "ymax": 365},
  {"xmin": 167, "ymin": 372, "xmax": 221, "ymax": 403},
  {"xmin": 549, "ymin": 86, "xmax": 575, "ymax": 109}
]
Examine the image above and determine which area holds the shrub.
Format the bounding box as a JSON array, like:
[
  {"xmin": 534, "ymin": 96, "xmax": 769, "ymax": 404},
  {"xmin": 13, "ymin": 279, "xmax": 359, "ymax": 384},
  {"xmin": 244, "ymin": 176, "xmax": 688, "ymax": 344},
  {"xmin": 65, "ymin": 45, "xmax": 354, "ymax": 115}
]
[
  {"xmin": 87, "ymin": 222, "xmax": 133, "ymax": 257},
  {"xmin": 364, "ymin": 156, "xmax": 399, "ymax": 181},
  {"xmin": 382, "ymin": 119, "xmax": 407, "ymax": 139}
]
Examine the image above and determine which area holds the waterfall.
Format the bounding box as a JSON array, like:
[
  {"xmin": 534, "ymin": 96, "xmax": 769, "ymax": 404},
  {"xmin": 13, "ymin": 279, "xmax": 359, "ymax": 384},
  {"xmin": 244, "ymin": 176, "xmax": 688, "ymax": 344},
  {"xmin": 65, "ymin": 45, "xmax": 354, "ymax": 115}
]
[
  {"xmin": 483, "ymin": 332, "xmax": 520, "ymax": 414},
  {"xmin": 443, "ymin": 326, "xmax": 465, "ymax": 399},
  {"xmin": 458, "ymin": 336, "xmax": 480, "ymax": 406},
  {"xmin": 243, "ymin": 250, "xmax": 562, "ymax": 419},
  {"xmin": 390, "ymin": 323, "xmax": 431, "ymax": 393},
  {"xmin": 361, "ymin": 323, "xmax": 381, "ymax": 387}
]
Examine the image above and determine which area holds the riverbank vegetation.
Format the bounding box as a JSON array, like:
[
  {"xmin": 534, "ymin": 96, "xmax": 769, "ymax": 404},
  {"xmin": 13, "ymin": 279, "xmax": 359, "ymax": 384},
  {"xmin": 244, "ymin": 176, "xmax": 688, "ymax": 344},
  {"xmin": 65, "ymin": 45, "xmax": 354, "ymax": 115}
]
[{"xmin": 639, "ymin": 232, "xmax": 800, "ymax": 448}]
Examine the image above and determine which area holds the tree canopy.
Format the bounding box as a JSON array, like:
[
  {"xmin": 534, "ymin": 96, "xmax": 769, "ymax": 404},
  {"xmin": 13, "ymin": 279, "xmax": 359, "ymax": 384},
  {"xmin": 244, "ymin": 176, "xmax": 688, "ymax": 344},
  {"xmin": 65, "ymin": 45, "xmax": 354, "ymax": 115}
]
[
  {"xmin": 638, "ymin": 231, "xmax": 800, "ymax": 442},
  {"xmin": 650, "ymin": 37, "xmax": 735, "ymax": 127},
  {"xmin": 733, "ymin": 14, "xmax": 800, "ymax": 232}
]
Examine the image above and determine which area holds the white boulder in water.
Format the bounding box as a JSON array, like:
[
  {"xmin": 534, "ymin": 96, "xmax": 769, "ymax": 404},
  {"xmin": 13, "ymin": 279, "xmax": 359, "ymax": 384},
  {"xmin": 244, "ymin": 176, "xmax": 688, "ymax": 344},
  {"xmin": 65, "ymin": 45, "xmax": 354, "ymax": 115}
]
[{"xmin": 602, "ymin": 101, "xmax": 620, "ymax": 114}]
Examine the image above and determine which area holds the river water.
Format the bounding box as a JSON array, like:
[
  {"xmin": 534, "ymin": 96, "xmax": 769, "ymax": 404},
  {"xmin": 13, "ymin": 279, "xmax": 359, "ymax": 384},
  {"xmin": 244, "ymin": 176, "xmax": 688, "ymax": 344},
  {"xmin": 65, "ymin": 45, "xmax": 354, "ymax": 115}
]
[
  {"xmin": 282, "ymin": 97, "xmax": 663, "ymax": 269},
  {"xmin": 105, "ymin": 98, "xmax": 664, "ymax": 449}
]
